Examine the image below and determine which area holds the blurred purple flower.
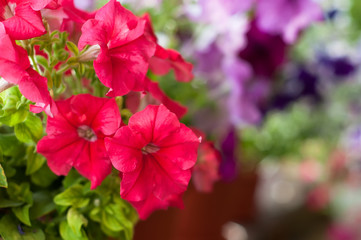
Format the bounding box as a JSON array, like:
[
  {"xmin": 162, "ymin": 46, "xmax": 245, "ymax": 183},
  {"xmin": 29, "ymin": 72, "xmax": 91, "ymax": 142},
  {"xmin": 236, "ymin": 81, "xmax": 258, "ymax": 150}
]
[
  {"xmin": 185, "ymin": 0, "xmax": 254, "ymax": 24},
  {"xmin": 267, "ymin": 66, "xmax": 321, "ymax": 111},
  {"xmin": 224, "ymin": 57, "xmax": 270, "ymax": 126},
  {"xmin": 74, "ymin": 0, "xmax": 95, "ymax": 11},
  {"xmin": 238, "ymin": 22, "xmax": 288, "ymax": 78},
  {"xmin": 256, "ymin": 0, "xmax": 323, "ymax": 43},
  {"xmin": 220, "ymin": 127, "xmax": 239, "ymax": 181},
  {"xmin": 319, "ymin": 56, "xmax": 356, "ymax": 78}
]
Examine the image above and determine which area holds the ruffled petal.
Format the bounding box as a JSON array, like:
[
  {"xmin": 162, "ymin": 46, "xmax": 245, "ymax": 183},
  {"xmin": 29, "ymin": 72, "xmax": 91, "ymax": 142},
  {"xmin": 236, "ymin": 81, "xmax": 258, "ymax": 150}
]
[
  {"xmin": 18, "ymin": 67, "xmax": 51, "ymax": 107},
  {"xmin": 74, "ymin": 140, "xmax": 112, "ymax": 189},
  {"xmin": 2, "ymin": 2, "xmax": 45, "ymax": 40},
  {"xmin": 105, "ymin": 126, "xmax": 145, "ymax": 173},
  {"xmin": 150, "ymin": 46, "xmax": 193, "ymax": 82},
  {"xmin": 37, "ymin": 133, "xmax": 83, "ymax": 175}
]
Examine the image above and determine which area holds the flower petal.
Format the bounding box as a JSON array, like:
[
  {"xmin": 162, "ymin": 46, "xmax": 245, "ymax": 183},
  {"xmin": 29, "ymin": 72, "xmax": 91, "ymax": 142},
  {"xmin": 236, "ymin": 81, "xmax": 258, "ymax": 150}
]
[{"xmin": 74, "ymin": 140, "xmax": 112, "ymax": 189}]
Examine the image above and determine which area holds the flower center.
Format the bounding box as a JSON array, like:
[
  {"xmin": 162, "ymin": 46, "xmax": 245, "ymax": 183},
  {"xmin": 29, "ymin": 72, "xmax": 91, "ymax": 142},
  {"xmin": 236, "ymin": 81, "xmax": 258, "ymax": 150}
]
[
  {"xmin": 77, "ymin": 125, "xmax": 97, "ymax": 142},
  {"xmin": 142, "ymin": 143, "xmax": 160, "ymax": 155},
  {"xmin": 2, "ymin": 3, "xmax": 16, "ymax": 20}
]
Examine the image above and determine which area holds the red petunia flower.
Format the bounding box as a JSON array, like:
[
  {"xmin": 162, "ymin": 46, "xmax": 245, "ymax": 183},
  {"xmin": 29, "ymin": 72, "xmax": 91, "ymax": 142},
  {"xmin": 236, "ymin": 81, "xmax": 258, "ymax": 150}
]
[
  {"xmin": 0, "ymin": 22, "xmax": 51, "ymax": 109},
  {"xmin": 124, "ymin": 77, "xmax": 187, "ymax": 119},
  {"xmin": 30, "ymin": 0, "xmax": 60, "ymax": 11},
  {"xmin": 41, "ymin": 0, "xmax": 95, "ymax": 42},
  {"xmin": 37, "ymin": 94, "xmax": 122, "ymax": 189},
  {"xmin": 0, "ymin": 0, "xmax": 46, "ymax": 40},
  {"xmin": 191, "ymin": 129, "xmax": 221, "ymax": 193},
  {"xmin": 78, "ymin": 0, "xmax": 156, "ymax": 96},
  {"xmin": 142, "ymin": 14, "xmax": 194, "ymax": 82},
  {"xmin": 105, "ymin": 104, "xmax": 200, "ymax": 219}
]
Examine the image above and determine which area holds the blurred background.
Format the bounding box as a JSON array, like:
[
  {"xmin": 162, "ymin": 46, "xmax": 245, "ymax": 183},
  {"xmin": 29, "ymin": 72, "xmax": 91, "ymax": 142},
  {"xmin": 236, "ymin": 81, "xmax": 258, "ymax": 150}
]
[{"xmin": 81, "ymin": 0, "xmax": 361, "ymax": 239}]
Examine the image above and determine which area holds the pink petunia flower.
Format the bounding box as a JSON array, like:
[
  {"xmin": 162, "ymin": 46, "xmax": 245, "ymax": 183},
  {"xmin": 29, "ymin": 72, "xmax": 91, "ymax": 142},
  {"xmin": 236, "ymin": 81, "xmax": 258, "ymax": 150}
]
[
  {"xmin": 0, "ymin": 0, "xmax": 46, "ymax": 40},
  {"xmin": 0, "ymin": 22, "xmax": 51, "ymax": 109},
  {"xmin": 78, "ymin": 0, "xmax": 156, "ymax": 96},
  {"xmin": 41, "ymin": 0, "xmax": 95, "ymax": 42},
  {"xmin": 143, "ymin": 14, "xmax": 194, "ymax": 82},
  {"xmin": 105, "ymin": 104, "xmax": 200, "ymax": 219},
  {"xmin": 37, "ymin": 94, "xmax": 122, "ymax": 189}
]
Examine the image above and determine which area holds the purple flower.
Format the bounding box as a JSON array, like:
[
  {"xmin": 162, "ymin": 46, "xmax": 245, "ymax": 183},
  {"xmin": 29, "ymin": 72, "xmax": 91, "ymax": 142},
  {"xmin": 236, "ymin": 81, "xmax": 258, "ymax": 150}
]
[
  {"xmin": 256, "ymin": 0, "xmax": 323, "ymax": 43},
  {"xmin": 220, "ymin": 127, "xmax": 239, "ymax": 181},
  {"xmin": 266, "ymin": 66, "xmax": 321, "ymax": 111},
  {"xmin": 319, "ymin": 56, "xmax": 356, "ymax": 78},
  {"xmin": 223, "ymin": 57, "xmax": 270, "ymax": 126},
  {"xmin": 185, "ymin": 0, "xmax": 254, "ymax": 24},
  {"xmin": 74, "ymin": 0, "xmax": 95, "ymax": 11},
  {"xmin": 238, "ymin": 21, "xmax": 288, "ymax": 78}
]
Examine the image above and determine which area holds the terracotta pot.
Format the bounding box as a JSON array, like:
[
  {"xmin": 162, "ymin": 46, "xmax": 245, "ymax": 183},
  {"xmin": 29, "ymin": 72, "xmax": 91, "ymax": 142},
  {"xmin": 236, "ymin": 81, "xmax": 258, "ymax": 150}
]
[{"xmin": 134, "ymin": 170, "xmax": 258, "ymax": 240}]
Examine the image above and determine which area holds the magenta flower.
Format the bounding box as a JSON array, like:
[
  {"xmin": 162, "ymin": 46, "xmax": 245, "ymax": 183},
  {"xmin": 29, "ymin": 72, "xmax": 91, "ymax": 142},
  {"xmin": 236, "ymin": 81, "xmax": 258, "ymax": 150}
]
[
  {"xmin": 256, "ymin": 0, "xmax": 323, "ymax": 43},
  {"xmin": 0, "ymin": 0, "xmax": 46, "ymax": 40},
  {"xmin": 105, "ymin": 104, "xmax": 200, "ymax": 219},
  {"xmin": 125, "ymin": 77, "xmax": 188, "ymax": 119},
  {"xmin": 0, "ymin": 22, "xmax": 51, "ymax": 109},
  {"xmin": 78, "ymin": 0, "xmax": 156, "ymax": 96},
  {"xmin": 41, "ymin": 0, "xmax": 95, "ymax": 42},
  {"xmin": 37, "ymin": 94, "xmax": 122, "ymax": 189}
]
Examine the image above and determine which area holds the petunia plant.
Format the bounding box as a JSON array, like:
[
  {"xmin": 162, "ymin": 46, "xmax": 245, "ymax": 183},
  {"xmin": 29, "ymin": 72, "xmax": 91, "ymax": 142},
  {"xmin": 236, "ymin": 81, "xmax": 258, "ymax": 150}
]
[{"xmin": 0, "ymin": 0, "xmax": 218, "ymax": 239}]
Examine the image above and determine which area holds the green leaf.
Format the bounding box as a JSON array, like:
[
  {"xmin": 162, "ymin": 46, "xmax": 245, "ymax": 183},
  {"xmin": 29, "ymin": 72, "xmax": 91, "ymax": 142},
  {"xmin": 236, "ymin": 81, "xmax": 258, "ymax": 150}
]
[
  {"xmin": 30, "ymin": 164, "xmax": 57, "ymax": 187},
  {"xmin": 0, "ymin": 215, "xmax": 45, "ymax": 240},
  {"xmin": 54, "ymin": 185, "xmax": 90, "ymax": 208},
  {"xmin": 35, "ymin": 55, "xmax": 50, "ymax": 70},
  {"xmin": 62, "ymin": 169, "xmax": 82, "ymax": 189},
  {"xmin": 14, "ymin": 114, "xmax": 43, "ymax": 143},
  {"xmin": 0, "ymin": 108, "xmax": 28, "ymax": 126},
  {"xmin": 12, "ymin": 204, "xmax": 32, "ymax": 226},
  {"xmin": 26, "ymin": 147, "xmax": 45, "ymax": 175},
  {"xmin": 0, "ymin": 87, "xmax": 29, "ymax": 126},
  {"xmin": 7, "ymin": 182, "xmax": 33, "ymax": 205},
  {"xmin": 0, "ymin": 198, "xmax": 23, "ymax": 208},
  {"xmin": 66, "ymin": 41, "xmax": 79, "ymax": 56},
  {"xmin": 90, "ymin": 197, "xmax": 137, "ymax": 239},
  {"xmin": 59, "ymin": 221, "xmax": 88, "ymax": 240},
  {"xmin": 29, "ymin": 191, "xmax": 56, "ymax": 219},
  {"xmin": 0, "ymin": 163, "xmax": 7, "ymax": 188},
  {"xmin": 0, "ymin": 133, "xmax": 25, "ymax": 157},
  {"xmin": 66, "ymin": 57, "xmax": 79, "ymax": 66},
  {"xmin": 0, "ymin": 145, "xmax": 3, "ymax": 162},
  {"xmin": 67, "ymin": 208, "xmax": 88, "ymax": 237}
]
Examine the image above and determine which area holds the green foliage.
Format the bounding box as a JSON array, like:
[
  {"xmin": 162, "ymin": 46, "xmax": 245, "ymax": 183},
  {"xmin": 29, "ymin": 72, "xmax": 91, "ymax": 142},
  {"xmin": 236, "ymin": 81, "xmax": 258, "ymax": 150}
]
[
  {"xmin": 13, "ymin": 204, "xmax": 32, "ymax": 226},
  {"xmin": 25, "ymin": 147, "xmax": 45, "ymax": 175},
  {"xmin": 0, "ymin": 215, "xmax": 45, "ymax": 240},
  {"xmin": 0, "ymin": 163, "xmax": 7, "ymax": 188},
  {"xmin": 0, "ymin": 133, "xmax": 25, "ymax": 157},
  {"xmin": 14, "ymin": 114, "xmax": 43, "ymax": 143},
  {"xmin": 0, "ymin": 87, "xmax": 29, "ymax": 126},
  {"xmin": 30, "ymin": 164, "xmax": 58, "ymax": 187},
  {"xmin": 54, "ymin": 184, "xmax": 91, "ymax": 208},
  {"xmin": 241, "ymin": 103, "xmax": 340, "ymax": 161},
  {"xmin": 29, "ymin": 191, "xmax": 56, "ymax": 219},
  {"xmin": 350, "ymin": 0, "xmax": 361, "ymax": 31},
  {"xmin": 59, "ymin": 221, "xmax": 88, "ymax": 240},
  {"xmin": 67, "ymin": 208, "xmax": 88, "ymax": 237}
]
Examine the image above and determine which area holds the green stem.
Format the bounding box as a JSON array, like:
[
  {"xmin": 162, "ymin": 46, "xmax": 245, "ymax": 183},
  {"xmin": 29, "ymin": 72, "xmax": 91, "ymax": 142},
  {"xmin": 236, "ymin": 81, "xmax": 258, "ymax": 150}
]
[
  {"xmin": 29, "ymin": 53, "xmax": 41, "ymax": 74},
  {"xmin": 57, "ymin": 64, "xmax": 71, "ymax": 75}
]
